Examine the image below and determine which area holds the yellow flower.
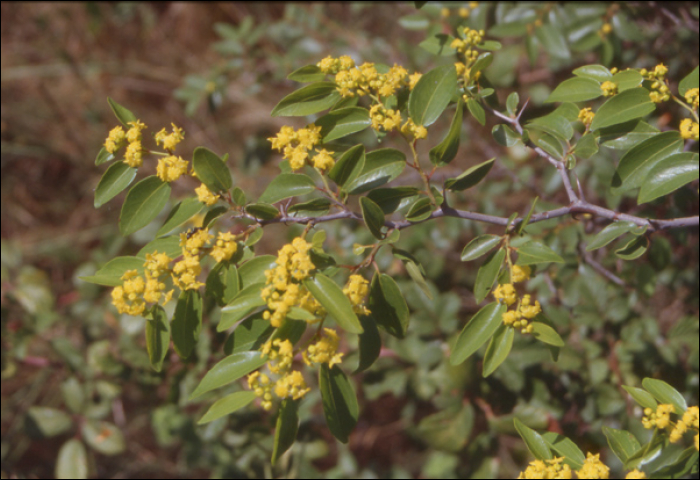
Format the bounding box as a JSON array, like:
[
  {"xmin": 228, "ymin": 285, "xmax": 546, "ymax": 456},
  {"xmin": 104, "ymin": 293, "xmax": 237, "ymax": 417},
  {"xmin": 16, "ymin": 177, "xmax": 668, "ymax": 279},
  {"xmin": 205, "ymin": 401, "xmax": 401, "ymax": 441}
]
[
  {"xmin": 274, "ymin": 370, "xmax": 310, "ymax": 400},
  {"xmin": 343, "ymin": 274, "xmax": 370, "ymax": 315},
  {"xmin": 400, "ymin": 118, "xmax": 428, "ymax": 140},
  {"xmin": 154, "ymin": 123, "xmax": 184, "ymax": 151},
  {"xmin": 601, "ymin": 23, "xmax": 612, "ymax": 34},
  {"xmin": 518, "ymin": 457, "xmax": 571, "ymax": 479},
  {"xmin": 601, "ymin": 81, "xmax": 617, "ymax": 97},
  {"xmin": 493, "ymin": 283, "xmax": 517, "ymax": 306},
  {"xmin": 578, "ymin": 108, "xmax": 595, "ymax": 127},
  {"xmin": 104, "ymin": 126, "xmax": 126, "ymax": 153},
  {"xmin": 195, "ymin": 183, "xmax": 219, "ymax": 206},
  {"xmin": 156, "ymin": 155, "xmax": 189, "ymax": 183},
  {"xmin": 440, "ymin": 7, "xmax": 450, "ymax": 18},
  {"xmin": 459, "ymin": 7, "xmax": 470, "ymax": 18},
  {"xmin": 684, "ymin": 88, "xmax": 699, "ymax": 109},
  {"xmin": 210, "ymin": 232, "xmax": 238, "ymax": 263},
  {"xmin": 649, "ymin": 91, "xmax": 668, "ymax": 104},
  {"xmin": 511, "ymin": 265, "xmax": 531, "ymax": 283},
  {"xmin": 126, "ymin": 120, "xmax": 146, "ymax": 143},
  {"xmin": 409, "ymin": 72, "xmax": 422, "ymax": 90},
  {"xmin": 303, "ymin": 328, "xmax": 344, "ymax": 368},
  {"xmin": 502, "ymin": 310, "xmax": 520, "ymax": 326},
  {"xmin": 519, "ymin": 295, "xmax": 542, "ymax": 320},
  {"xmin": 680, "ymin": 118, "xmax": 699, "ymax": 141},
  {"xmin": 576, "ymin": 452, "xmax": 610, "ymax": 479},
  {"xmin": 124, "ymin": 141, "xmax": 144, "ymax": 168},
  {"xmin": 312, "ymin": 149, "xmax": 335, "ymax": 171},
  {"xmin": 642, "ymin": 403, "xmax": 675, "ymax": 430},
  {"xmin": 268, "ymin": 124, "xmax": 322, "ymax": 171},
  {"xmin": 625, "ymin": 469, "xmax": 646, "ymax": 479},
  {"xmin": 653, "ymin": 63, "xmax": 668, "ymax": 78},
  {"xmin": 370, "ymin": 104, "xmax": 402, "ymax": 133}
]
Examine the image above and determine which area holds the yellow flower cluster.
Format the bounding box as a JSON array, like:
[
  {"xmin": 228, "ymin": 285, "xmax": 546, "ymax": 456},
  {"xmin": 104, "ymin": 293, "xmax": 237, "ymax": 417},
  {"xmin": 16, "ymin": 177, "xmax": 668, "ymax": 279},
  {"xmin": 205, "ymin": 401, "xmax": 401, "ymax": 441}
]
[
  {"xmin": 625, "ymin": 470, "xmax": 647, "ymax": 479},
  {"xmin": 642, "ymin": 403, "xmax": 675, "ymax": 430},
  {"xmin": 268, "ymin": 124, "xmax": 323, "ymax": 171},
  {"xmin": 680, "ymin": 118, "xmax": 699, "ymax": 141},
  {"xmin": 494, "ymin": 266, "xmax": 540, "ymax": 333},
  {"xmin": 601, "ymin": 81, "xmax": 618, "ymax": 97},
  {"xmin": 576, "ymin": 452, "xmax": 610, "ymax": 479},
  {"xmin": 317, "ymin": 55, "xmax": 356, "ymax": 75},
  {"xmin": 303, "ymin": 328, "xmax": 344, "ymax": 368},
  {"xmin": 111, "ymin": 252, "xmax": 174, "ymax": 316},
  {"xmin": 644, "ymin": 404, "xmax": 700, "ymax": 450},
  {"xmin": 104, "ymin": 126, "xmax": 126, "ymax": 154},
  {"xmin": 156, "ymin": 155, "xmax": 189, "ymax": 183},
  {"xmin": 172, "ymin": 229, "xmax": 213, "ymax": 290},
  {"xmin": 370, "ymin": 104, "xmax": 403, "ymax": 133},
  {"xmin": 210, "ymin": 232, "xmax": 238, "ymax": 263},
  {"xmin": 456, "ymin": 63, "xmax": 481, "ymax": 83},
  {"xmin": 684, "ymin": 87, "xmax": 699, "ymax": 109},
  {"xmin": 441, "ymin": 3, "xmax": 479, "ymax": 18},
  {"xmin": 640, "ymin": 64, "xmax": 671, "ymax": 103},
  {"xmin": 195, "ymin": 183, "xmax": 219, "ymax": 206},
  {"xmin": 517, "ymin": 456, "xmax": 571, "ymax": 479},
  {"xmin": 312, "ymin": 148, "xmax": 335, "ymax": 172},
  {"xmin": 599, "ymin": 23, "xmax": 613, "ymax": 36},
  {"xmin": 318, "ymin": 56, "xmax": 417, "ymax": 98},
  {"xmin": 343, "ymin": 274, "xmax": 371, "ymax": 315},
  {"xmin": 400, "ymin": 118, "xmax": 428, "ymax": 140},
  {"xmin": 154, "ymin": 124, "xmax": 184, "ymax": 151},
  {"xmin": 450, "ymin": 27, "xmax": 485, "ymax": 63},
  {"xmin": 578, "ymin": 108, "xmax": 595, "ymax": 127}
]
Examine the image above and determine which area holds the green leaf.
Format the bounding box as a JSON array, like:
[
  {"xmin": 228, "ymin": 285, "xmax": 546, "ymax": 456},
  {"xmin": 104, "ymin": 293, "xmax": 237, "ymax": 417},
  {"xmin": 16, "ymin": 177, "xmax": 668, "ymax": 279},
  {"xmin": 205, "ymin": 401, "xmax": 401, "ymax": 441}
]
[
  {"xmin": 238, "ymin": 255, "xmax": 277, "ymax": 289},
  {"xmin": 56, "ymin": 440, "xmax": 88, "ymax": 480},
  {"xmin": 590, "ymin": 88, "xmax": 656, "ymax": 131},
  {"xmin": 429, "ymin": 101, "xmax": 463, "ymax": 166},
  {"xmin": 81, "ymin": 421, "xmax": 125, "ymax": 456},
  {"xmin": 529, "ymin": 130, "xmax": 564, "ymax": 159},
  {"xmin": 190, "ymin": 352, "xmax": 267, "ymax": 400},
  {"xmin": 406, "ymin": 197, "xmax": 435, "ymax": 223},
  {"xmin": 461, "ymin": 235, "xmax": 502, "ymax": 261},
  {"xmin": 202, "ymin": 205, "xmax": 228, "ymax": 227},
  {"xmin": 615, "ymin": 236, "xmax": 648, "ymax": 261},
  {"xmin": 622, "ymin": 386, "xmax": 658, "ymax": 410},
  {"xmin": 474, "ymin": 248, "xmax": 506, "ymax": 303},
  {"xmin": 603, "ymin": 427, "xmax": 641, "ymax": 464},
  {"xmin": 137, "ymin": 235, "xmax": 182, "ymax": 259},
  {"xmin": 258, "ymin": 173, "xmax": 316, "ymax": 204},
  {"xmin": 218, "ymin": 283, "xmax": 266, "ymax": 332},
  {"xmin": 641, "ymin": 378, "xmax": 688, "ymax": 414},
  {"xmin": 368, "ymin": 273, "xmax": 410, "ymax": 339},
  {"xmin": 198, "ymin": 391, "xmax": 257, "ymax": 425},
  {"xmin": 572, "ymin": 64, "xmax": 612, "ymax": 82},
  {"xmin": 345, "ymin": 148, "xmax": 406, "ymax": 195},
  {"xmin": 650, "ymin": 446, "xmax": 699, "ymax": 479},
  {"xmin": 612, "ymin": 69, "xmax": 643, "ymax": 91},
  {"xmin": 541, "ymin": 433, "xmax": 586, "ymax": 470},
  {"xmin": 224, "ymin": 313, "xmax": 275, "ymax": 355},
  {"xmin": 471, "ymin": 52, "xmax": 494, "ymax": 76},
  {"xmin": 193, "ymin": 147, "xmax": 232, "ymax": 193},
  {"xmin": 444, "ymin": 158, "xmax": 495, "ymax": 191},
  {"xmin": 492, "ymin": 124, "xmax": 521, "ymax": 147},
  {"xmin": 678, "ymin": 66, "xmax": 699, "ymax": 96},
  {"xmin": 288, "ymin": 198, "xmax": 332, "ymax": 216},
  {"xmin": 304, "ymin": 274, "xmax": 363, "ymax": 334},
  {"xmin": 272, "ymin": 399, "xmax": 300, "ymax": 465},
  {"xmin": 514, "ymin": 417, "xmax": 553, "ymax": 461},
  {"xmin": 535, "ymin": 24, "xmax": 570, "ymax": 59},
  {"xmin": 483, "ymin": 324, "xmax": 514, "ymax": 377},
  {"xmin": 271, "ymin": 82, "xmax": 341, "ymax": 117},
  {"xmin": 360, "ymin": 197, "xmax": 386, "ymax": 240},
  {"xmin": 107, "ymin": 97, "xmax": 137, "ymax": 125},
  {"xmin": 320, "ymin": 364, "xmax": 358, "ymax": 444},
  {"xmin": 171, "ymin": 290, "xmax": 202, "ymax": 359},
  {"xmin": 466, "ymin": 98, "xmax": 486, "ymax": 126},
  {"xmin": 416, "ymin": 405, "xmax": 474, "ymax": 453},
  {"xmin": 287, "ymin": 64, "xmax": 326, "ymax": 83},
  {"xmin": 405, "ymin": 260, "xmax": 433, "ymax": 300},
  {"xmin": 586, "ymin": 222, "xmax": 643, "ymax": 251},
  {"xmin": 638, "ymin": 153, "xmax": 699, "ymax": 204},
  {"xmin": 398, "ymin": 13, "xmax": 429, "ymax": 30},
  {"xmin": 79, "ymin": 256, "xmax": 145, "ymax": 287},
  {"xmin": 119, "ymin": 176, "xmax": 171, "ymax": 236},
  {"xmin": 157, "ymin": 198, "xmax": 205, "ymax": 237},
  {"xmin": 232, "ymin": 186, "xmax": 247, "ymax": 206},
  {"xmin": 516, "ymin": 242, "xmax": 565, "ymax": 265},
  {"xmin": 245, "ymin": 203, "xmax": 280, "ymax": 220},
  {"xmin": 527, "ymin": 115, "xmax": 574, "ymax": 142},
  {"xmin": 95, "ymin": 146, "xmax": 115, "ymax": 166},
  {"xmin": 329, "ymin": 144, "xmax": 365, "ymax": 188},
  {"xmin": 451, "ymin": 302, "xmax": 506, "ymax": 366},
  {"xmin": 94, "ymin": 162, "xmax": 136, "ymax": 208},
  {"xmin": 599, "ymin": 120, "xmax": 659, "ymax": 150},
  {"xmin": 419, "ymin": 34, "xmax": 457, "ymax": 56},
  {"xmin": 355, "ymin": 315, "xmax": 381, "ymax": 374},
  {"xmin": 316, "ymin": 107, "xmax": 371, "ymax": 142},
  {"xmin": 478, "ymin": 40, "xmax": 502, "ymax": 51},
  {"xmin": 506, "ymin": 92, "xmax": 520, "ymax": 116},
  {"xmin": 517, "ymin": 197, "xmax": 538, "ymax": 235},
  {"xmin": 546, "ymin": 77, "xmax": 602, "ymax": 103},
  {"xmin": 573, "ymin": 132, "xmax": 599, "ymax": 159},
  {"xmin": 408, "ymin": 64, "xmax": 458, "ymax": 127},
  {"xmin": 27, "ymin": 407, "xmax": 73, "ymax": 437},
  {"xmin": 530, "ymin": 321, "xmax": 565, "ymax": 347},
  {"xmin": 366, "ymin": 187, "xmax": 419, "ymax": 214},
  {"xmin": 206, "ymin": 262, "xmax": 240, "ymax": 307},
  {"xmin": 146, "ymin": 306, "xmax": 170, "ymax": 372},
  {"xmin": 612, "ymin": 131, "xmax": 683, "ymax": 194}
]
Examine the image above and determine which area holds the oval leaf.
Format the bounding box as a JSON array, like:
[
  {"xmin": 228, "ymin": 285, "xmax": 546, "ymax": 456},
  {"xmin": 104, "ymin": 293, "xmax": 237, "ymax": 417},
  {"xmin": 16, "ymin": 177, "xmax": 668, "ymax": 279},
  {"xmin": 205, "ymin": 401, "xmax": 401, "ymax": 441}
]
[
  {"xmin": 81, "ymin": 421, "xmax": 125, "ymax": 456},
  {"xmin": 451, "ymin": 302, "xmax": 506, "ymax": 366},
  {"xmin": 193, "ymin": 147, "xmax": 233, "ymax": 193},
  {"xmin": 245, "ymin": 203, "xmax": 280, "ymax": 220},
  {"xmin": 287, "ymin": 64, "xmax": 326, "ymax": 83},
  {"xmin": 345, "ymin": 150, "xmax": 406, "ymax": 195},
  {"xmin": 406, "ymin": 197, "xmax": 436, "ymax": 223},
  {"xmin": 360, "ymin": 197, "xmax": 386, "ymax": 240},
  {"xmin": 445, "ymin": 158, "xmax": 495, "ymax": 191},
  {"xmin": 461, "ymin": 235, "xmax": 503, "ymax": 261},
  {"xmin": 466, "ymin": 98, "xmax": 486, "ymax": 126},
  {"xmin": 271, "ymin": 82, "xmax": 341, "ymax": 117},
  {"xmin": 622, "ymin": 386, "xmax": 658, "ymax": 410},
  {"xmin": 366, "ymin": 187, "xmax": 419, "ymax": 214},
  {"xmin": 107, "ymin": 97, "xmax": 137, "ymax": 125},
  {"xmin": 27, "ymin": 407, "xmax": 73, "ymax": 438},
  {"xmin": 368, "ymin": 273, "xmax": 410, "ymax": 339},
  {"xmin": 429, "ymin": 101, "xmax": 463, "ymax": 166},
  {"xmin": 239, "ymin": 255, "xmax": 277, "ymax": 289},
  {"xmin": 586, "ymin": 221, "xmax": 642, "ymax": 251},
  {"xmin": 304, "ymin": 274, "xmax": 363, "ymax": 334},
  {"xmin": 56, "ymin": 440, "xmax": 88, "ymax": 480},
  {"xmin": 224, "ymin": 313, "xmax": 275, "ymax": 355},
  {"xmin": 678, "ymin": 66, "xmax": 699, "ymax": 96},
  {"xmin": 79, "ymin": 256, "xmax": 145, "ymax": 287},
  {"xmin": 541, "ymin": 432, "xmax": 586, "ymax": 470},
  {"xmin": 355, "ymin": 315, "xmax": 382, "ymax": 373},
  {"xmin": 602, "ymin": 426, "xmax": 641, "ymax": 464},
  {"xmin": 514, "ymin": 417, "xmax": 553, "ymax": 461},
  {"xmin": 419, "ymin": 34, "xmax": 457, "ymax": 56},
  {"xmin": 119, "ymin": 176, "xmax": 171, "ymax": 236},
  {"xmin": 546, "ymin": 77, "xmax": 602, "ymax": 103},
  {"xmin": 94, "ymin": 161, "xmax": 137, "ymax": 208},
  {"xmin": 272, "ymin": 399, "xmax": 300, "ymax": 465},
  {"xmin": 612, "ymin": 131, "xmax": 683, "ymax": 194},
  {"xmin": 492, "ymin": 124, "xmax": 521, "ymax": 147},
  {"xmin": 95, "ymin": 147, "xmax": 115, "ymax": 166},
  {"xmin": 197, "ymin": 391, "xmax": 257, "ymax": 425},
  {"xmin": 319, "ymin": 364, "xmax": 358, "ymax": 444},
  {"xmin": 190, "ymin": 351, "xmax": 267, "ymax": 400},
  {"xmin": 638, "ymin": 153, "xmax": 699, "ymax": 204},
  {"xmin": 474, "ymin": 248, "xmax": 506, "ymax": 303},
  {"xmin": 483, "ymin": 324, "xmax": 514, "ymax": 377},
  {"xmin": 572, "ymin": 64, "xmax": 612, "ymax": 82},
  {"xmin": 146, "ymin": 306, "xmax": 170, "ymax": 372},
  {"xmin": 218, "ymin": 283, "xmax": 267, "ymax": 332},
  {"xmin": 157, "ymin": 198, "xmax": 205, "ymax": 237},
  {"xmin": 641, "ymin": 378, "xmax": 688, "ymax": 414},
  {"xmin": 615, "ymin": 236, "xmax": 648, "ymax": 261},
  {"xmin": 515, "ymin": 242, "xmax": 565, "ymax": 265},
  {"xmin": 259, "ymin": 173, "xmax": 316, "ymax": 204},
  {"xmin": 316, "ymin": 107, "xmax": 371, "ymax": 143},
  {"xmin": 408, "ymin": 64, "xmax": 459, "ymax": 127},
  {"xmin": 171, "ymin": 290, "xmax": 203, "ymax": 359},
  {"xmin": 329, "ymin": 144, "xmax": 365, "ymax": 187},
  {"xmin": 590, "ymin": 88, "xmax": 656, "ymax": 131},
  {"xmin": 530, "ymin": 321, "xmax": 565, "ymax": 347}
]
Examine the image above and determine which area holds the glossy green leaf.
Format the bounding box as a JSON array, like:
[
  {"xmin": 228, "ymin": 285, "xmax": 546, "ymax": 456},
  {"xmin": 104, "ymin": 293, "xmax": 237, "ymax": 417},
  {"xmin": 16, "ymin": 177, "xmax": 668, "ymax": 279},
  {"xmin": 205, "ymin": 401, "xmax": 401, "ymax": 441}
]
[
  {"xmin": 245, "ymin": 203, "xmax": 280, "ymax": 220},
  {"xmin": 245, "ymin": 228, "xmax": 264, "ymax": 246},
  {"xmin": 79, "ymin": 256, "xmax": 145, "ymax": 287},
  {"xmin": 368, "ymin": 273, "xmax": 410, "ymax": 339},
  {"xmin": 466, "ymin": 98, "xmax": 486, "ymax": 126},
  {"xmin": 232, "ymin": 186, "xmax": 247, "ymax": 206},
  {"xmin": 95, "ymin": 147, "xmax": 114, "ymax": 166},
  {"xmin": 516, "ymin": 197, "xmax": 538, "ymax": 235},
  {"xmin": 516, "ymin": 242, "xmax": 565, "ymax": 265},
  {"xmin": 320, "ymin": 364, "xmax": 358, "ymax": 444},
  {"xmin": 193, "ymin": 147, "xmax": 232, "ymax": 193},
  {"xmin": 573, "ymin": 132, "xmax": 599, "ymax": 159},
  {"xmin": 622, "ymin": 386, "xmax": 658, "ymax": 410},
  {"xmin": 599, "ymin": 120, "xmax": 659, "ymax": 150},
  {"xmin": 360, "ymin": 197, "xmax": 386, "ymax": 240},
  {"xmin": 514, "ymin": 417, "xmax": 553, "ymax": 461},
  {"xmin": 27, "ymin": 407, "xmax": 73, "ymax": 437},
  {"xmin": 586, "ymin": 221, "xmax": 643, "ymax": 251},
  {"xmin": 366, "ymin": 187, "xmax": 419, "ymax": 214},
  {"xmin": 94, "ymin": 161, "xmax": 136, "ymax": 208},
  {"xmin": 345, "ymin": 149, "xmax": 406, "ymax": 195},
  {"xmin": 272, "ymin": 399, "xmax": 300, "ymax": 465},
  {"xmin": 530, "ymin": 322, "xmax": 565, "ymax": 347},
  {"xmin": 316, "ymin": 107, "xmax": 371, "ymax": 142},
  {"xmin": 492, "ymin": 124, "xmax": 521, "ymax": 147},
  {"xmin": 406, "ymin": 197, "xmax": 435, "ymax": 223},
  {"xmin": 288, "ymin": 198, "xmax": 332, "ymax": 216},
  {"xmin": 190, "ymin": 351, "xmax": 267, "ymax": 400},
  {"xmin": 329, "ymin": 144, "xmax": 365, "ymax": 187},
  {"xmin": 355, "ymin": 315, "xmax": 381, "ymax": 373},
  {"xmin": 287, "ymin": 64, "xmax": 326, "ymax": 83},
  {"xmin": 224, "ymin": 313, "xmax": 275, "ymax": 355},
  {"xmin": 171, "ymin": 290, "xmax": 202, "ymax": 359},
  {"xmin": 304, "ymin": 274, "xmax": 363, "ymax": 334},
  {"xmin": 405, "ymin": 260, "xmax": 433, "ymax": 300},
  {"xmin": 408, "ymin": 64, "xmax": 458, "ymax": 127},
  {"xmin": 218, "ymin": 283, "xmax": 267, "ymax": 332},
  {"xmin": 119, "ymin": 176, "xmax": 171, "ymax": 236},
  {"xmin": 602, "ymin": 427, "xmax": 641, "ymax": 464},
  {"xmin": 474, "ymin": 248, "xmax": 506, "ymax": 303},
  {"xmin": 590, "ymin": 88, "xmax": 656, "ymax": 131},
  {"xmin": 146, "ymin": 306, "xmax": 170, "ymax": 372},
  {"xmin": 572, "ymin": 64, "xmax": 612, "ymax": 82},
  {"xmin": 612, "ymin": 131, "xmax": 683, "ymax": 194},
  {"xmin": 546, "ymin": 77, "xmax": 602, "ymax": 103},
  {"xmin": 638, "ymin": 153, "xmax": 699, "ymax": 204},
  {"xmin": 430, "ymin": 100, "xmax": 463, "ymax": 166},
  {"xmin": 541, "ymin": 433, "xmax": 586, "ymax": 470},
  {"xmin": 535, "ymin": 24, "xmax": 570, "ymax": 59},
  {"xmin": 641, "ymin": 378, "xmax": 688, "ymax": 414},
  {"xmin": 650, "ymin": 446, "xmax": 699, "ymax": 479},
  {"xmin": 461, "ymin": 235, "xmax": 502, "ymax": 261},
  {"xmin": 478, "ymin": 40, "xmax": 502, "ymax": 51},
  {"xmin": 615, "ymin": 236, "xmax": 648, "ymax": 261},
  {"xmin": 471, "ymin": 52, "xmax": 494, "ymax": 76},
  {"xmin": 445, "ymin": 158, "xmax": 495, "ymax": 191},
  {"xmin": 202, "ymin": 205, "xmax": 228, "ymax": 227},
  {"xmin": 259, "ymin": 173, "xmax": 316, "ymax": 204},
  {"xmin": 483, "ymin": 324, "xmax": 514, "ymax": 377},
  {"xmin": 451, "ymin": 302, "xmax": 506, "ymax": 365},
  {"xmin": 678, "ymin": 66, "xmax": 699, "ymax": 96},
  {"xmin": 156, "ymin": 198, "xmax": 205, "ymax": 237},
  {"xmin": 198, "ymin": 391, "xmax": 257, "ymax": 425},
  {"xmin": 107, "ymin": 97, "xmax": 137, "ymax": 125},
  {"xmin": 506, "ymin": 92, "xmax": 520, "ymax": 116},
  {"xmin": 527, "ymin": 115, "xmax": 574, "ymax": 142},
  {"xmin": 81, "ymin": 421, "xmax": 125, "ymax": 456},
  {"xmin": 206, "ymin": 262, "xmax": 240, "ymax": 307},
  {"xmin": 271, "ymin": 82, "xmax": 341, "ymax": 117},
  {"xmin": 419, "ymin": 34, "xmax": 457, "ymax": 56},
  {"xmin": 612, "ymin": 69, "xmax": 643, "ymax": 91},
  {"xmin": 529, "ymin": 130, "xmax": 564, "ymax": 159},
  {"xmin": 56, "ymin": 439, "xmax": 88, "ymax": 480},
  {"xmin": 238, "ymin": 255, "xmax": 277, "ymax": 289}
]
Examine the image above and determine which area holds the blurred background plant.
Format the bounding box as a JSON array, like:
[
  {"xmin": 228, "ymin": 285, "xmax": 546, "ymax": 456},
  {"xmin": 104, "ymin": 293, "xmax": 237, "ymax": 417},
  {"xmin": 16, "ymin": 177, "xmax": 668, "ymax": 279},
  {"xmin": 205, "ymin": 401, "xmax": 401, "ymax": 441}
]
[{"xmin": 1, "ymin": 2, "xmax": 698, "ymax": 478}]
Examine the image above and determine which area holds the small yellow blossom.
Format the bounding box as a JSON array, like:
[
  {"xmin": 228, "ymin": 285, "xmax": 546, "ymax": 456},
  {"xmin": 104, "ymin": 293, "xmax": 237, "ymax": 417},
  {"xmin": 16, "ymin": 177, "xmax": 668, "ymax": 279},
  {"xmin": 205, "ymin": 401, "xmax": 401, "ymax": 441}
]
[
  {"xmin": 408, "ymin": 72, "xmax": 422, "ymax": 90},
  {"xmin": 303, "ymin": 328, "xmax": 344, "ymax": 368},
  {"xmin": 124, "ymin": 141, "xmax": 144, "ymax": 168},
  {"xmin": 268, "ymin": 124, "xmax": 322, "ymax": 171},
  {"xmin": 680, "ymin": 118, "xmax": 699, "ymax": 141},
  {"xmin": 601, "ymin": 81, "xmax": 617, "ymax": 97},
  {"xmin": 440, "ymin": 7, "xmax": 450, "ymax": 18},
  {"xmin": 642, "ymin": 404, "xmax": 675, "ymax": 430},
  {"xmin": 126, "ymin": 120, "xmax": 146, "ymax": 143},
  {"xmin": 502, "ymin": 310, "xmax": 520, "ymax": 326},
  {"xmin": 518, "ymin": 457, "xmax": 572, "ymax": 479},
  {"xmin": 156, "ymin": 155, "xmax": 189, "ymax": 183},
  {"xmin": 248, "ymin": 372, "xmax": 274, "ymax": 410},
  {"xmin": 370, "ymin": 104, "xmax": 403, "ymax": 133},
  {"xmin": 104, "ymin": 126, "xmax": 126, "ymax": 153},
  {"xmin": 172, "ymin": 252, "xmax": 204, "ymax": 290},
  {"xmin": 653, "ymin": 63, "xmax": 668, "ymax": 78},
  {"xmin": 601, "ymin": 23, "xmax": 612, "ymax": 35},
  {"xmin": 576, "ymin": 452, "xmax": 610, "ymax": 479},
  {"xmin": 400, "ymin": 118, "xmax": 428, "ymax": 140},
  {"xmin": 195, "ymin": 183, "xmax": 219, "ymax": 206},
  {"xmin": 511, "ymin": 265, "xmax": 531, "ymax": 283},
  {"xmin": 578, "ymin": 108, "xmax": 595, "ymax": 127},
  {"xmin": 154, "ymin": 123, "xmax": 184, "ymax": 151},
  {"xmin": 519, "ymin": 294, "xmax": 542, "ymax": 320},
  {"xmin": 210, "ymin": 232, "xmax": 238, "ymax": 263},
  {"xmin": 312, "ymin": 149, "xmax": 335, "ymax": 171},
  {"xmin": 458, "ymin": 7, "xmax": 470, "ymax": 18},
  {"xmin": 343, "ymin": 274, "xmax": 370, "ymax": 315},
  {"xmin": 649, "ymin": 91, "xmax": 668, "ymax": 103},
  {"xmin": 684, "ymin": 88, "xmax": 699, "ymax": 109},
  {"xmin": 493, "ymin": 283, "xmax": 517, "ymax": 306},
  {"xmin": 625, "ymin": 469, "xmax": 646, "ymax": 479},
  {"xmin": 275, "ymin": 370, "xmax": 311, "ymax": 400}
]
